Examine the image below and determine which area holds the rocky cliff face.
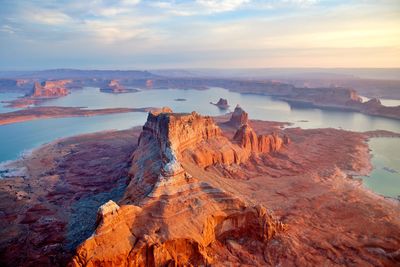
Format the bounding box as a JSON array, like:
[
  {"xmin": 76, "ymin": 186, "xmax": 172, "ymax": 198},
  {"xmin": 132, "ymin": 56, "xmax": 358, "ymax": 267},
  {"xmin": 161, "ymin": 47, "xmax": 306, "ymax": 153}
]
[
  {"xmin": 31, "ymin": 80, "xmax": 70, "ymax": 98},
  {"xmin": 71, "ymin": 108, "xmax": 288, "ymax": 266},
  {"xmin": 233, "ymin": 124, "xmax": 284, "ymax": 154}
]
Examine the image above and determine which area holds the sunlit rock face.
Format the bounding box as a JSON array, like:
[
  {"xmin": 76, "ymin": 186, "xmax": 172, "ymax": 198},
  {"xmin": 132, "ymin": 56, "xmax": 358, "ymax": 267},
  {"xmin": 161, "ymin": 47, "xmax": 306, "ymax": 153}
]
[{"xmin": 71, "ymin": 108, "xmax": 288, "ymax": 266}]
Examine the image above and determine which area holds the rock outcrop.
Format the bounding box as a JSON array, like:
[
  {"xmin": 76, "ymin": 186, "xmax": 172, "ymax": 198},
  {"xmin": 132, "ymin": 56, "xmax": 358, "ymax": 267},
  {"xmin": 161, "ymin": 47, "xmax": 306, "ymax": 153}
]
[
  {"xmin": 229, "ymin": 104, "xmax": 248, "ymax": 127},
  {"xmin": 31, "ymin": 80, "xmax": 70, "ymax": 98},
  {"xmin": 211, "ymin": 98, "xmax": 229, "ymax": 109},
  {"xmin": 71, "ymin": 108, "xmax": 288, "ymax": 266},
  {"xmin": 233, "ymin": 123, "xmax": 284, "ymax": 155},
  {"xmin": 100, "ymin": 79, "xmax": 129, "ymax": 93}
]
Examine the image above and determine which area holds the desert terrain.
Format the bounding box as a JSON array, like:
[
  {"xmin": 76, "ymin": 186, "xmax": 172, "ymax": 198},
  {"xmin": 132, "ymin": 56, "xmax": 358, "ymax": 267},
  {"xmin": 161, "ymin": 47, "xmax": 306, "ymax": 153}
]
[{"xmin": 0, "ymin": 107, "xmax": 398, "ymax": 266}]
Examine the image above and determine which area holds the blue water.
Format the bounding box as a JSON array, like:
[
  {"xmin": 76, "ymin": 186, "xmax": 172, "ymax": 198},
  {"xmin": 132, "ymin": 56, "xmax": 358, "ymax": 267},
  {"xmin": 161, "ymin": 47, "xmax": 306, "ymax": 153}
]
[
  {"xmin": 0, "ymin": 112, "xmax": 147, "ymax": 162},
  {"xmin": 1, "ymin": 87, "xmax": 399, "ymax": 197},
  {"xmin": 362, "ymin": 138, "xmax": 400, "ymax": 198},
  {"xmin": 40, "ymin": 87, "xmax": 400, "ymax": 132},
  {"xmin": 0, "ymin": 92, "xmax": 21, "ymax": 113}
]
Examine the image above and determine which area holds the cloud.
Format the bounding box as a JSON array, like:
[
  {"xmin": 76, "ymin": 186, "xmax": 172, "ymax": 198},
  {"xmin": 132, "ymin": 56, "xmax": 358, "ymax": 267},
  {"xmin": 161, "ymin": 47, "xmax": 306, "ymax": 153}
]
[
  {"xmin": 149, "ymin": 0, "xmax": 251, "ymax": 16},
  {"xmin": 150, "ymin": 0, "xmax": 320, "ymax": 16},
  {"xmin": 0, "ymin": 25, "xmax": 15, "ymax": 34},
  {"xmin": 0, "ymin": 0, "xmax": 399, "ymax": 69},
  {"xmin": 28, "ymin": 10, "xmax": 73, "ymax": 25},
  {"xmin": 196, "ymin": 0, "xmax": 250, "ymax": 13}
]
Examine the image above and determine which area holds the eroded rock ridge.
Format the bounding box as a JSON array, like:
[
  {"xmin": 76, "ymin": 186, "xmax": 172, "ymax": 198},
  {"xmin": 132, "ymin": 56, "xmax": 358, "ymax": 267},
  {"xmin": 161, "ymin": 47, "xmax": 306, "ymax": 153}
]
[{"xmin": 71, "ymin": 108, "xmax": 288, "ymax": 266}]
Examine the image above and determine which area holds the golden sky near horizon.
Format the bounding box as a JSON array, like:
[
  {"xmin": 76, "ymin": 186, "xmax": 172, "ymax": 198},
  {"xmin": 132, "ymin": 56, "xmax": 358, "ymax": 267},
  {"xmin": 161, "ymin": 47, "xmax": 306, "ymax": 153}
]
[{"xmin": 0, "ymin": 0, "xmax": 399, "ymax": 69}]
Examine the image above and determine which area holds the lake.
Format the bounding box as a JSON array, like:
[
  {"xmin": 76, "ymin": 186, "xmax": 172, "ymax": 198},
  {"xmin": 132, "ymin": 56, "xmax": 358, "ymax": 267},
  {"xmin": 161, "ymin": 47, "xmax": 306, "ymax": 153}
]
[
  {"xmin": 0, "ymin": 92, "xmax": 22, "ymax": 113},
  {"xmin": 362, "ymin": 138, "xmax": 400, "ymax": 199},
  {"xmin": 39, "ymin": 87, "xmax": 400, "ymax": 132},
  {"xmin": 0, "ymin": 87, "xmax": 399, "ymax": 197}
]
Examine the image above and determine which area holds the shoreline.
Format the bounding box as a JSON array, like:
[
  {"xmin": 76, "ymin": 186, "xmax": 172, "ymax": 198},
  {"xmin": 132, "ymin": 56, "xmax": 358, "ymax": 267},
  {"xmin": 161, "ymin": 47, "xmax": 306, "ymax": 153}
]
[
  {"xmin": 2, "ymin": 117, "xmax": 398, "ymax": 200},
  {"xmin": 0, "ymin": 115, "xmax": 399, "ymax": 265},
  {"xmin": 0, "ymin": 106, "xmax": 154, "ymax": 126}
]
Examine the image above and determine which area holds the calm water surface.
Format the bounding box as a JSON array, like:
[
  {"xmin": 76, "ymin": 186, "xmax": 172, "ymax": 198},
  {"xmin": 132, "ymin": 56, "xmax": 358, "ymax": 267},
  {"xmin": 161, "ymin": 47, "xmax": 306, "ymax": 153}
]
[
  {"xmin": 1, "ymin": 87, "xmax": 399, "ymax": 197},
  {"xmin": 362, "ymin": 138, "xmax": 400, "ymax": 198},
  {"xmin": 360, "ymin": 95, "xmax": 400, "ymax": 107},
  {"xmin": 0, "ymin": 92, "xmax": 21, "ymax": 113},
  {"xmin": 40, "ymin": 87, "xmax": 400, "ymax": 132},
  {"xmin": 0, "ymin": 112, "xmax": 147, "ymax": 163}
]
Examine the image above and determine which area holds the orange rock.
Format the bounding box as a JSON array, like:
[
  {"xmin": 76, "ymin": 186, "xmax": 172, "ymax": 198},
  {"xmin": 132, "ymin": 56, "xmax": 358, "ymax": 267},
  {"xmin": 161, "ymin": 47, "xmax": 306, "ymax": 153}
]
[
  {"xmin": 71, "ymin": 109, "xmax": 288, "ymax": 266},
  {"xmin": 31, "ymin": 80, "xmax": 70, "ymax": 98}
]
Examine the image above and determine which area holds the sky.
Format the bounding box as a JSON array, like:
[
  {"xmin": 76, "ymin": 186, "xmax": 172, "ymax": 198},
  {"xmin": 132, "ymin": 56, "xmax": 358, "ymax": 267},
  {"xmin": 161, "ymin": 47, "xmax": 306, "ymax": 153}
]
[{"xmin": 0, "ymin": 0, "xmax": 399, "ymax": 70}]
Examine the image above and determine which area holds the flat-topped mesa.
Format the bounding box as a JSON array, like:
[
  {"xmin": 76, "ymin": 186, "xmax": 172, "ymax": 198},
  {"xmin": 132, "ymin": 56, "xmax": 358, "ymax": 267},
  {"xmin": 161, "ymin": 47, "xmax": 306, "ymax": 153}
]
[
  {"xmin": 31, "ymin": 80, "xmax": 70, "ymax": 98},
  {"xmin": 127, "ymin": 108, "xmax": 289, "ymax": 202},
  {"xmin": 229, "ymin": 104, "xmax": 249, "ymax": 127},
  {"xmin": 128, "ymin": 109, "xmax": 223, "ymax": 198},
  {"xmin": 140, "ymin": 110, "xmax": 222, "ymax": 154}
]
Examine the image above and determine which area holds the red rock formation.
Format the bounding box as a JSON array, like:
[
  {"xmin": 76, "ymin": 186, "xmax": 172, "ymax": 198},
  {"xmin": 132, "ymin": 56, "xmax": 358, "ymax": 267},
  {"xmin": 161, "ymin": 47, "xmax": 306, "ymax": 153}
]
[
  {"xmin": 229, "ymin": 104, "xmax": 248, "ymax": 127},
  {"xmin": 71, "ymin": 108, "xmax": 288, "ymax": 266},
  {"xmin": 233, "ymin": 124, "xmax": 283, "ymax": 154},
  {"xmin": 31, "ymin": 80, "xmax": 70, "ymax": 98}
]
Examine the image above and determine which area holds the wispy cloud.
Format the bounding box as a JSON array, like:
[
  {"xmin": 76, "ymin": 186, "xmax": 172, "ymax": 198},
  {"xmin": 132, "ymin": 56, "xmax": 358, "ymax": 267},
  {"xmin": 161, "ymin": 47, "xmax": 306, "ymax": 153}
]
[
  {"xmin": 28, "ymin": 9, "xmax": 73, "ymax": 25},
  {"xmin": 0, "ymin": 0, "xmax": 399, "ymax": 69}
]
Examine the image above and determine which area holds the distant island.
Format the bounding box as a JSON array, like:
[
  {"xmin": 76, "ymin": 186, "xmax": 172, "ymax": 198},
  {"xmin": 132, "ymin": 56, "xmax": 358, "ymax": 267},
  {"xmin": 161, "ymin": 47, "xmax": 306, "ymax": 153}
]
[
  {"xmin": 210, "ymin": 98, "xmax": 230, "ymax": 109},
  {"xmin": 100, "ymin": 79, "xmax": 139, "ymax": 94},
  {"xmin": 1, "ymin": 69, "xmax": 399, "ymax": 120}
]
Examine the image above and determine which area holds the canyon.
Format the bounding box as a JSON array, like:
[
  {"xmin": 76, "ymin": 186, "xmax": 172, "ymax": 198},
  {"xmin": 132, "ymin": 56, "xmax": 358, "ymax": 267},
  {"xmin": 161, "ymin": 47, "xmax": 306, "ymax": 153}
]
[{"xmin": 0, "ymin": 107, "xmax": 399, "ymax": 266}]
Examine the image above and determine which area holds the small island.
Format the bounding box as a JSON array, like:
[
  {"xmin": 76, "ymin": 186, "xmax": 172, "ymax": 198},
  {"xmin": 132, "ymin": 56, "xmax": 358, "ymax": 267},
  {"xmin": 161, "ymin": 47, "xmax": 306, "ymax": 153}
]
[
  {"xmin": 210, "ymin": 98, "xmax": 229, "ymax": 109},
  {"xmin": 100, "ymin": 80, "xmax": 139, "ymax": 94},
  {"xmin": 5, "ymin": 80, "xmax": 71, "ymax": 108}
]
